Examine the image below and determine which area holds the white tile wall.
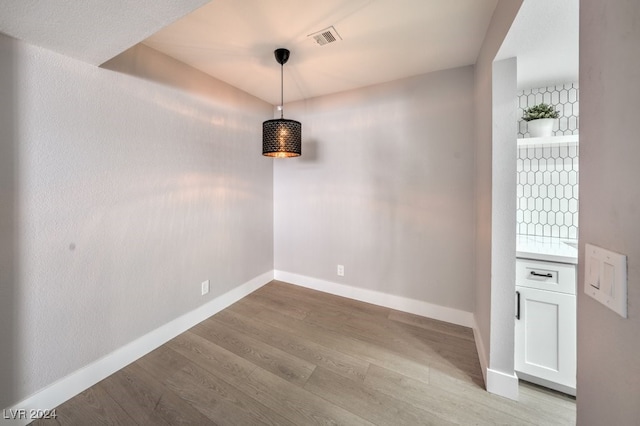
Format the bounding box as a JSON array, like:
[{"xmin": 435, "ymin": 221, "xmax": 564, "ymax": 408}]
[
  {"xmin": 516, "ymin": 84, "xmax": 579, "ymax": 239},
  {"xmin": 518, "ymin": 83, "xmax": 579, "ymax": 138}
]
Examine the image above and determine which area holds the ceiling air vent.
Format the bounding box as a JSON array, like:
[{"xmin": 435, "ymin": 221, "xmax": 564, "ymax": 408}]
[{"xmin": 308, "ymin": 26, "xmax": 342, "ymax": 46}]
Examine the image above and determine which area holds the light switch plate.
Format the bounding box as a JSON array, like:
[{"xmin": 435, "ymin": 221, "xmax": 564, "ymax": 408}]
[{"xmin": 584, "ymin": 244, "xmax": 627, "ymax": 318}]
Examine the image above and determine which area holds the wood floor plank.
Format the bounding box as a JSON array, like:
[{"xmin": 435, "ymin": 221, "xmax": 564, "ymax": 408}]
[
  {"xmin": 136, "ymin": 343, "xmax": 293, "ymax": 426},
  {"xmin": 230, "ymin": 296, "xmax": 434, "ymax": 384},
  {"xmin": 428, "ymin": 368, "xmax": 576, "ymax": 425},
  {"xmin": 100, "ymin": 362, "xmax": 216, "ymax": 426},
  {"xmin": 242, "ymin": 290, "xmax": 309, "ymax": 320},
  {"xmin": 519, "ymin": 380, "xmax": 576, "ymax": 410},
  {"xmin": 136, "ymin": 344, "xmax": 191, "ymax": 384},
  {"xmin": 518, "ymin": 382, "xmax": 577, "ymax": 425},
  {"xmin": 255, "ymin": 283, "xmax": 482, "ymax": 383},
  {"xmin": 38, "ymin": 281, "xmax": 575, "ymax": 425},
  {"xmin": 308, "ymin": 305, "xmax": 478, "ymax": 356},
  {"xmin": 234, "ymin": 363, "xmax": 374, "ymax": 426},
  {"xmin": 256, "ymin": 284, "xmax": 389, "ymax": 332},
  {"xmin": 164, "ymin": 357, "xmax": 296, "ymax": 426},
  {"xmin": 365, "ymin": 364, "xmax": 531, "ymax": 426},
  {"xmin": 212, "ymin": 308, "xmax": 369, "ymax": 382},
  {"xmin": 264, "ymin": 280, "xmax": 391, "ymax": 318},
  {"xmin": 166, "ymin": 331, "xmax": 257, "ymax": 384},
  {"xmin": 388, "ymin": 309, "xmax": 475, "ymax": 342},
  {"xmin": 30, "ymin": 383, "xmax": 135, "ymax": 426},
  {"xmin": 303, "ymin": 304, "xmax": 484, "ymax": 384},
  {"xmin": 191, "ymin": 318, "xmax": 316, "ymax": 386},
  {"xmin": 305, "ymin": 367, "xmax": 455, "ymax": 425}
]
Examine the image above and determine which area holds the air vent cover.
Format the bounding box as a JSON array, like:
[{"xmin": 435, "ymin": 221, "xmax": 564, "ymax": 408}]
[{"xmin": 308, "ymin": 26, "xmax": 342, "ymax": 46}]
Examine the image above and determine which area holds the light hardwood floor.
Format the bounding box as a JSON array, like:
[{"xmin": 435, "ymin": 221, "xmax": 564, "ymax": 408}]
[{"xmin": 33, "ymin": 281, "xmax": 576, "ymax": 425}]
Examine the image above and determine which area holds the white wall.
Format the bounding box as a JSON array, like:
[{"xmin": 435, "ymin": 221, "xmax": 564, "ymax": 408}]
[
  {"xmin": 273, "ymin": 67, "xmax": 476, "ymax": 314},
  {"xmin": 578, "ymin": 1, "xmax": 640, "ymax": 423},
  {"xmin": 473, "ymin": 0, "xmax": 522, "ymax": 389},
  {"xmin": 488, "ymin": 57, "xmax": 518, "ymax": 398},
  {"xmin": 0, "ymin": 36, "xmax": 274, "ymax": 408}
]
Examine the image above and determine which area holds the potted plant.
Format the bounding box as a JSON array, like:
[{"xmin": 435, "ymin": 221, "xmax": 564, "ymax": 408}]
[{"xmin": 522, "ymin": 103, "xmax": 560, "ymax": 137}]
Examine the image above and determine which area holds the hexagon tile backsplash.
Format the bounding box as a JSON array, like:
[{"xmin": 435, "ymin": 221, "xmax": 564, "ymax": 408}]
[
  {"xmin": 518, "ymin": 83, "xmax": 579, "ymax": 138},
  {"xmin": 516, "ymin": 83, "xmax": 579, "ymax": 239}
]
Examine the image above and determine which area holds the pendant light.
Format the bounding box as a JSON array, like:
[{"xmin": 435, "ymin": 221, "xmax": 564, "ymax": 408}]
[{"xmin": 262, "ymin": 48, "xmax": 302, "ymax": 158}]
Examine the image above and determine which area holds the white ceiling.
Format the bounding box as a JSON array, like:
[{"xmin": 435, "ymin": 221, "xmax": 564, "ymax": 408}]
[
  {"xmin": 141, "ymin": 0, "xmax": 499, "ymax": 105},
  {"xmin": 0, "ymin": 0, "xmax": 209, "ymax": 65},
  {"xmin": 0, "ymin": 0, "xmax": 578, "ymax": 105},
  {"xmin": 497, "ymin": 0, "xmax": 579, "ymax": 89}
]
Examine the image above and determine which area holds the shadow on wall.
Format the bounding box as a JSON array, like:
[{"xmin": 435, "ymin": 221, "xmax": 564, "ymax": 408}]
[
  {"xmin": 298, "ymin": 139, "xmax": 319, "ymax": 163},
  {"xmin": 0, "ymin": 35, "xmax": 18, "ymax": 408}
]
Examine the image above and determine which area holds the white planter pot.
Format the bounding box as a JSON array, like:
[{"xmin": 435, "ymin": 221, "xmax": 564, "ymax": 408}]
[{"xmin": 527, "ymin": 118, "xmax": 555, "ymax": 138}]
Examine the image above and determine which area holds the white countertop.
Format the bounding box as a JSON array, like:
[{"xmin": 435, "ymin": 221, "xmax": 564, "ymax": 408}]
[{"xmin": 516, "ymin": 235, "xmax": 578, "ymax": 264}]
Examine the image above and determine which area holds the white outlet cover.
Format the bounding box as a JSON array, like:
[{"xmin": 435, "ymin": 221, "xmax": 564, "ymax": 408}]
[
  {"xmin": 201, "ymin": 280, "xmax": 210, "ymax": 296},
  {"xmin": 584, "ymin": 244, "xmax": 627, "ymax": 318}
]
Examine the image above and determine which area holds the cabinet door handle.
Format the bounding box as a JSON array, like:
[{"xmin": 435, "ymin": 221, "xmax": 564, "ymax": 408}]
[
  {"xmin": 530, "ymin": 271, "xmax": 553, "ymax": 278},
  {"xmin": 516, "ymin": 291, "xmax": 521, "ymax": 320}
]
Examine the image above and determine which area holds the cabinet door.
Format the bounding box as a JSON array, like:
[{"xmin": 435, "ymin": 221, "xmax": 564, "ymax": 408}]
[{"xmin": 515, "ymin": 286, "xmax": 576, "ymax": 389}]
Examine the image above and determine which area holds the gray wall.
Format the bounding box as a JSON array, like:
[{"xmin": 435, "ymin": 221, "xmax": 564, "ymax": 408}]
[
  {"xmin": 473, "ymin": 0, "xmax": 523, "ymax": 374},
  {"xmin": 578, "ymin": 1, "xmax": 640, "ymax": 423},
  {"xmin": 274, "ymin": 67, "xmax": 476, "ymax": 312},
  {"xmin": 0, "ymin": 37, "xmax": 274, "ymax": 407},
  {"xmin": 0, "ymin": 30, "xmax": 18, "ymax": 412}
]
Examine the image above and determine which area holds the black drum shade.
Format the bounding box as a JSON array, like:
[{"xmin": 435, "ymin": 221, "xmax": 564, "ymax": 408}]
[
  {"xmin": 262, "ymin": 48, "xmax": 301, "ymax": 158},
  {"xmin": 263, "ymin": 118, "xmax": 301, "ymax": 157}
]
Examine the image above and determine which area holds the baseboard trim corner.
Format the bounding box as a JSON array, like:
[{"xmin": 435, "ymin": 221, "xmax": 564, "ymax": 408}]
[
  {"xmin": 274, "ymin": 270, "xmax": 474, "ymax": 328},
  {"xmin": 486, "ymin": 368, "xmax": 519, "ymax": 401},
  {"xmin": 1, "ymin": 271, "xmax": 273, "ymax": 426}
]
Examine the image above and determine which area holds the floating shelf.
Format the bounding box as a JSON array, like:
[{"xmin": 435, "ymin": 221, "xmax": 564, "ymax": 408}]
[{"xmin": 517, "ymin": 134, "xmax": 579, "ymax": 147}]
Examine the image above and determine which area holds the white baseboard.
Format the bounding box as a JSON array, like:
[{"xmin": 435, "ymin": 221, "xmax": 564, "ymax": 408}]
[
  {"xmin": 472, "ymin": 318, "xmax": 519, "ymax": 401},
  {"xmin": 273, "ymin": 270, "xmax": 474, "ymax": 328},
  {"xmin": 1, "ymin": 271, "xmax": 273, "ymax": 426},
  {"xmin": 486, "ymin": 368, "xmax": 519, "ymax": 401},
  {"xmin": 472, "ymin": 318, "xmax": 489, "ymax": 386}
]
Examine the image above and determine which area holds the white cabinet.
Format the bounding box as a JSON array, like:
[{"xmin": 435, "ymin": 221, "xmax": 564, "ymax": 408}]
[{"xmin": 515, "ymin": 258, "xmax": 576, "ymax": 395}]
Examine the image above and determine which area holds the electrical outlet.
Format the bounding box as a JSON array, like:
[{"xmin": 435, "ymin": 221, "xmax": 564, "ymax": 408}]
[
  {"xmin": 201, "ymin": 280, "xmax": 210, "ymax": 296},
  {"xmin": 337, "ymin": 265, "xmax": 344, "ymax": 276}
]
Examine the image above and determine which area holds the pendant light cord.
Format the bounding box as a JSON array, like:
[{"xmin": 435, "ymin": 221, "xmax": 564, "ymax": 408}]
[{"xmin": 280, "ymin": 62, "xmax": 284, "ymax": 119}]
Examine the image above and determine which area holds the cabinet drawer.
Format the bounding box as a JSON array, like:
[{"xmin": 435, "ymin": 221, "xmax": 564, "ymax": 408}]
[{"xmin": 516, "ymin": 258, "xmax": 576, "ymax": 294}]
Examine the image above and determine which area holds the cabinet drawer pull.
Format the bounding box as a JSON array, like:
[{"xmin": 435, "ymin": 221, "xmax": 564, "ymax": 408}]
[{"xmin": 530, "ymin": 271, "xmax": 553, "ymax": 278}]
